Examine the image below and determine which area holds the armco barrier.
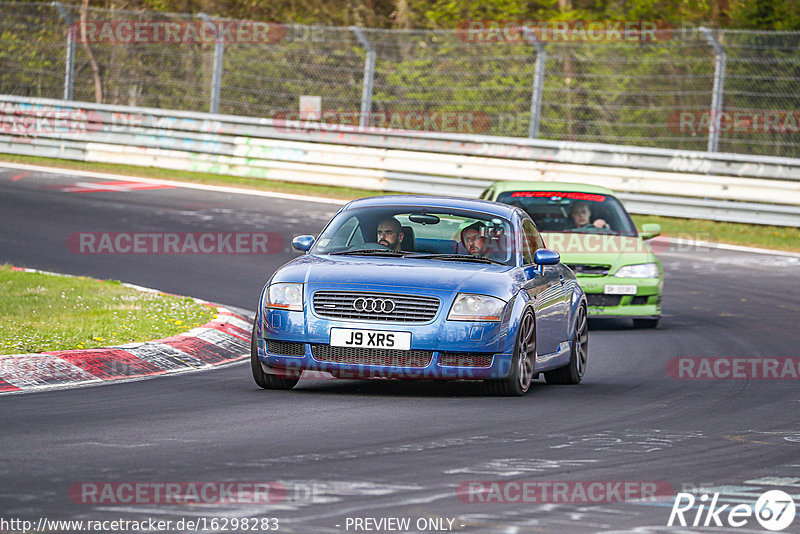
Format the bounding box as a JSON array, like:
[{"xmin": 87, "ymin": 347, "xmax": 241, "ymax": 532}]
[{"xmin": 1, "ymin": 94, "xmax": 799, "ymax": 226}]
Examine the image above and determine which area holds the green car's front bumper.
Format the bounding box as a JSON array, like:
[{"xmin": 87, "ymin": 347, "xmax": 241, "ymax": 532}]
[{"xmin": 576, "ymin": 276, "xmax": 662, "ymax": 319}]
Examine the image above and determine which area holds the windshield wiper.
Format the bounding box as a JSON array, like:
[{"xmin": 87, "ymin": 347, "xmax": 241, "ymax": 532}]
[
  {"xmin": 406, "ymin": 253, "xmax": 505, "ymax": 265},
  {"xmin": 329, "ymin": 249, "xmax": 409, "ymax": 257}
]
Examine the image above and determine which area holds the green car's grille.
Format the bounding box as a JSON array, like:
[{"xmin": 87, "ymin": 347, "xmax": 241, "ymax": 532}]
[
  {"xmin": 567, "ymin": 264, "xmax": 610, "ymax": 276},
  {"xmin": 586, "ymin": 294, "xmax": 622, "ymax": 307}
]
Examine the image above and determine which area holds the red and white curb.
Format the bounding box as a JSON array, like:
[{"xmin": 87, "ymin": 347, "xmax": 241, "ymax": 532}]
[{"xmin": 0, "ymin": 268, "xmax": 252, "ymax": 395}]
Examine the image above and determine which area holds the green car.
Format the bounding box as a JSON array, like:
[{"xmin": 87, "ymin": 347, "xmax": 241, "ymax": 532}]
[{"xmin": 481, "ymin": 181, "xmax": 663, "ymax": 328}]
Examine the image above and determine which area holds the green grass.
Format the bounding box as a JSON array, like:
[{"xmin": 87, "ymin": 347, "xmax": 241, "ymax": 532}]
[
  {"xmin": 2, "ymin": 153, "xmax": 798, "ymax": 253},
  {"xmin": 0, "ymin": 265, "xmax": 216, "ymax": 355},
  {"xmin": 632, "ymin": 215, "xmax": 800, "ymax": 253}
]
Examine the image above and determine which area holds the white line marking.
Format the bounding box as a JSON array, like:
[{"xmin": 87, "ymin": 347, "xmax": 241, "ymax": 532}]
[
  {"xmin": 0, "ymin": 162, "xmax": 345, "ymax": 205},
  {"xmin": 655, "ymin": 236, "xmax": 800, "ymax": 258}
]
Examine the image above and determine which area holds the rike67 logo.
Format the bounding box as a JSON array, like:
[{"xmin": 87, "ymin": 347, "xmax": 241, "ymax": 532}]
[{"xmin": 668, "ymin": 490, "xmax": 796, "ymax": 531}]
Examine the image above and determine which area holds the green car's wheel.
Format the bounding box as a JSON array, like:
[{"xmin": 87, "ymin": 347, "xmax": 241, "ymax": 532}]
[
  {"xmin": 251, "ymin": 322, "xmax": 299, "ymax": 390},
  {"xmin": 545, "ymin": 303, "xmax": 588, "ymax": 385},
  {"xmin": 485, "ymin": 309, "xmax": 536, "ymax": 396}
]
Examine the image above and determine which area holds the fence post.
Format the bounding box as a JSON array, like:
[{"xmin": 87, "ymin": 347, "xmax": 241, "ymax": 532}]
[
  {"xmin": 52, "ymin": 2, "xmax": 75, "ymax": 101},
  {"xmin": 700, "ymin": 27, "xmax": 726, "ymax": 153},
  {"xmin": 350, "ymin": 26, "xmax": 375, "ymax": 128},
  {"xmin": 524, "ymin": 27, "xmax": 546, "ymax": 139},
  {"xmin": 198, "ymin": 14, "xmax": 224, "ymax": 114}
]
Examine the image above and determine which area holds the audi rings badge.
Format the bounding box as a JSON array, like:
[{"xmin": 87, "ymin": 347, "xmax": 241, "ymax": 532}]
[{"xmin": 353, "ymin": 297, "xmax": 396, "ymax": 314}]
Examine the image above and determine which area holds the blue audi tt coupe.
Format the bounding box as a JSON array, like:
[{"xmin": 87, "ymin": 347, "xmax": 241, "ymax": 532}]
[{"xmin": 252, "ymin": 196, "xmax": 588, "ymax": 396}]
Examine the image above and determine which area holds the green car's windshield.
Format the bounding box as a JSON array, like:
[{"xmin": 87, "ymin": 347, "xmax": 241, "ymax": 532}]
[
  {"xmin": 313, "ymin": 206, "xmax": 516, "ymax": 266},
  {"xmin": 496, "ymin": 191, "xmax": 637, "ymax": 237}
]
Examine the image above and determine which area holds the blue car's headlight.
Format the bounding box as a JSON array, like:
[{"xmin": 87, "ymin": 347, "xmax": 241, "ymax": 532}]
[
  {"xmin": 614, "ymin": 263, "xmax": 660, "ymax": 278},
  {"xmin": 448, "ymin": 293, "xmax": 506, "ymax": 322},
  {"xmin": 265, "ymin": 283, "xmax": 304, "ymax": 311}
]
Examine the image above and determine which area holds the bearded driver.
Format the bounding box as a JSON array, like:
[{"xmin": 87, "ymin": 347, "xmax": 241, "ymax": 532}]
[
  {"xmin": 377, "ymin": 217, "xmax": 405, "ymax": 251},
  {"xmin": 460, "ymin": 221, "xmax": 490, "ymax": 257}
]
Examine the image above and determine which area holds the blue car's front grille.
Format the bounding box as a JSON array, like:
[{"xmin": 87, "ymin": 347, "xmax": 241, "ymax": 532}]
[
  {"xmin": 439, "ymin": 353, "xmax": 494, "ymax": 367},
  {"xmin": 312, "ymin": 291, "xmax": 440, "ymax": 322},
  {"xmin": 311, "ymin": 345, "xmax": 433, "ymax": 367},
  {"xmin": 266, "ymin": 340, "xmax": 305, "ymax": 356}
]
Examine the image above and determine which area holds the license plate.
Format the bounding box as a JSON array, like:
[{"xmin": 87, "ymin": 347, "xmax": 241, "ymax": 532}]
[
  {"xmin": 330, "ymin": 328, "xmax": 411, "ymax": 350},
  {"xmin": 604, "ymin": 285, "xmax": 637, "ymax": 295}
]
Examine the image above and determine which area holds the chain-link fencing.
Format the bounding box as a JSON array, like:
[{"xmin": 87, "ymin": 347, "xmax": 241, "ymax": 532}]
[{"xmin": 1, "ymin": 1, "xmax": 799, "ymax": 158}]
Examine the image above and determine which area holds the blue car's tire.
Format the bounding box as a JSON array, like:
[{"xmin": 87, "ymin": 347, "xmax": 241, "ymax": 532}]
[
  {"xmin": 485, "ymin": 309, "xmax": 536, "ymax": 396},
  {"xmin": 545, "ymin": 303, "xmax": 588, "ymax": 385},
  {"xmin": 251, "ymin": 322, "xmax": 299, "ymax": 390}
]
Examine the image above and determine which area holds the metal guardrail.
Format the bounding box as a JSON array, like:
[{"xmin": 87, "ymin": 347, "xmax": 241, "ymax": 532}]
[
  {"xmin": 5, "ymin": 3, "xmax": 800, "ymax": 159},
  {"xmin": 1, "ymin": 94, "xmax": 799, "ymax": 227}
]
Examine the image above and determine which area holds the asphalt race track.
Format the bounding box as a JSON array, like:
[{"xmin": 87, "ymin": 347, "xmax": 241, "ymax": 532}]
[{"xmin": 1, "ymin": 166, "xmax": 799, "ymax": 533}]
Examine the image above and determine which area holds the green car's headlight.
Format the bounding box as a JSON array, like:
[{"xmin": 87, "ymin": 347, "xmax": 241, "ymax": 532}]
[
  {"xmin": 614, "ymin": 263, "xmax": 660, "ymax": 278},
  {"xmin": 448, "ymin": 294, "xmax": 506, "ymax": 322},
  {"xmin": 265, "ymin": 283, "xmax": 304, "ymax": 311}
]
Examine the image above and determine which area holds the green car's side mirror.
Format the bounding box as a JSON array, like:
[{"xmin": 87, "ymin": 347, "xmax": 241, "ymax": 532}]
[{"xmin": 640, "ymin": 223, "xmax": 661, "ymax": 240}]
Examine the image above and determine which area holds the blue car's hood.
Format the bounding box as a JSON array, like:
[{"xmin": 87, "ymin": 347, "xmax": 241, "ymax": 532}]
[{"xmin": 271, "ymin": 254, "xmax": 519, "ymax": 299}]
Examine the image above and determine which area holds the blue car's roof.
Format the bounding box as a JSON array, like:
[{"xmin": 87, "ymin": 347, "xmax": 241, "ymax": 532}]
[{"xmin": 345, "ymin": 195, "xmax": 520, "ymax": 219}]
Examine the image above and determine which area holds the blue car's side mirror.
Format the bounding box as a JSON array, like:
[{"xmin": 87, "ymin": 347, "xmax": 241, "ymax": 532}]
[
  {"xmin": 292, "ymin": 235, "xmax": 315, "ymax": 252},
  {"xmin": 534, "ymin": 249, "xmax": 560, "ymax": 266}
]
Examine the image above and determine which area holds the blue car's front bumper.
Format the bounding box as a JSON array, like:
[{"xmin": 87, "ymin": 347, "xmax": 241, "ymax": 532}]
[{"xmin": 256, "ymin": 286, "xmax": 516, "ymax": 381}]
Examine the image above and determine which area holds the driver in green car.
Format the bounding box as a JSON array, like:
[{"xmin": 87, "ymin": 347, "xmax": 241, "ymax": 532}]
[{"xmin": 570, "ymin": 201, "xmax": 610, "ymax": 230}]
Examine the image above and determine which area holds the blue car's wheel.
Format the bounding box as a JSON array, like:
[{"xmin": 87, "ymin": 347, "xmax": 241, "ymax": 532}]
[
  {"xmin": 485, "ymin": 309, "xmax": 536, "ymax": 396},
  {"xmin": 251, "ymin": 322, "xmax": 299, "ymax": 390},
  {"xmin": 545, "ymin": 303, "xmax": 588, "ymax": 385}
]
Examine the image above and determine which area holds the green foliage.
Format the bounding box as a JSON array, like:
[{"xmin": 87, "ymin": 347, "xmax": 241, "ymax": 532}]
[
  {"xmin": 727, "ymin": 0, "xmax": 800, "ymax": 31},
  {"xmin": 3, "ymin": 1, "xmax": 798, "ymax": 156},
  {"xmin": 13, "ymin": 0, "xmax": 798, "ymax": 29}
]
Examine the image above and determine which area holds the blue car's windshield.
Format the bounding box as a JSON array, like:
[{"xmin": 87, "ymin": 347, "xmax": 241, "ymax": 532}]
[
  {"xmin": 312, "ymin": 207, "xmax": 516, "ymax": 266},
  {"xmin": 496, "ymin": 191, "xmax": 637, "ymax": 237}
]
